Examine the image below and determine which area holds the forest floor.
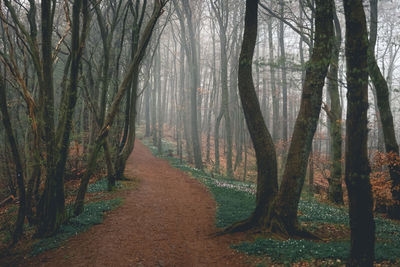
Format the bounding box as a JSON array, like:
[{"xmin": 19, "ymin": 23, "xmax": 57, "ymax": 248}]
[
  {"xmin": 2, "ymin": 129, "xmax": 400, "ymax": 266},
  {"xmin": 19, "ymin": 140, "xmax": 254, "ymax": 267}
]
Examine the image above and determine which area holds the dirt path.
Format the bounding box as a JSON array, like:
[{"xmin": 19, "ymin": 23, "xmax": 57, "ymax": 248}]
[{"xmin": 23, "ymin": 140, "xmax": 250, "ymax": 267}]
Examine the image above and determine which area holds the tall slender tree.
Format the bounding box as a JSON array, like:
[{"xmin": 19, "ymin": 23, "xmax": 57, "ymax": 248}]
[{"xmin": 180, "ymin": 0, "xmax": 203, "ymax": 170}]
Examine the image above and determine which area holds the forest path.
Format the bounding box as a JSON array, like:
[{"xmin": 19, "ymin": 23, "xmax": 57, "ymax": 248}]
[{"xmin": 24, "ymin": 140, "xmax": 249, "ymax": 267}]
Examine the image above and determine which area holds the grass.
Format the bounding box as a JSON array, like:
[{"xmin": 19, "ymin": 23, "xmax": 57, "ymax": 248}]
[
  {"xmin": 142, "ymin": 135, "xmax": 400, "ymax": 264},
  {"xmin": 203, "ymin": 179, "xmax": 255, "ymax": 228},
  {"xmin": 31, "ymin": 198, "xmax": 122, "ymax": 256}
]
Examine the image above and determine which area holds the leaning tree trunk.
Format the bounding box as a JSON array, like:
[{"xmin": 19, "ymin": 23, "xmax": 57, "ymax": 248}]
[
  {"xmin": 270, "ymin": 0, "xmax": 334, "ymax": 235},
  {"xmin": 114, "ymin": 67, "xmax": 139, "ymax": 181},
  {"xmin": 223, "ymin": 0, "xmax": 279, "ymax": 234},
  {"xmin": 343, "ymin": 0, "xmax": 375, "ymax": 265}
]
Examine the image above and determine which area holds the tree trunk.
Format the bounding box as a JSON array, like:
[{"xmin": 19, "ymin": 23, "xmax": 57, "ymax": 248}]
[
  {"xmin": 279, "ymin": 0, "xmax": 288, "ymax": 142},
  {"xmin": 209, "ymin": 0, "xmax": 234, "ymax": 177},
  {"xmin": 38, "ymin": 0, "xmax": 89, "ymax": 236},
  {"xmin": 268, "ymin": 17, "xmax": 279, "ymax": 142},
  {"xmin": 343, "ymin": 0, "xmax": 375, "ymax": 265},
  {"xmin": 145, "ymin": 84, "xmax": 151, "ymax": 137},
  {"xmin": 271, "ymin": 0, "xmax": 333, "ymax": 235},
  {"xmin": 182, "ymin": 0, "xmax": 203, "ymax": 169},
  {"xmin": 327, "ymin": 6, "xmax": 344, "ymax": 204},
  {"xmin": 36, "ymin": 0, "xmax": 61, "ymax": 237},
  {"xmin": 225, "ymin": 0, "xmax": 278, "ymax": 233}
]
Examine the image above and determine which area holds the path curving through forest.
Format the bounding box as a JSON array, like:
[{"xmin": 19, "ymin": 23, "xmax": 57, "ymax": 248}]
[{"xmin": 23, "ymin": 140, "xmax": 250, "ymax": 266}]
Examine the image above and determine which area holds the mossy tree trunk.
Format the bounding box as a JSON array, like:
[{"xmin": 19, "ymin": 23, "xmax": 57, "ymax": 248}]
[
  {"xmin": 343, "ymin": 0, "xmax": 375, "ymax": 265},
  {"xmin": 225, "ymin": 0, "xmax": 278, "ymax": 233},
  {"xmin": 326, "ymin": 5, "xmax": 344, "ymax": 205},
  {"xmin": 270, "ymin": 0, "xmax": 334, "ymax": 235},
  {"xmin": 2, "ymin": 0, "xmax": 89, "ymax": 237},
  {"xmin": 37, "ymin": 0, "xmax": 90, "ymax": 237}
]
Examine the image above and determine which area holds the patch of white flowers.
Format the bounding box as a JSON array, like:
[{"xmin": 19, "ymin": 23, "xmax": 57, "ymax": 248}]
[{"xmin": 212, "ymin": 180, "xmax": 256, "ymax": 194}]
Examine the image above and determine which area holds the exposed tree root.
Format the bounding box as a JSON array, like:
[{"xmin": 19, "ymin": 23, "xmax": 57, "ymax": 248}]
[
  {"xmin": 216, "ymin": 211, "xmax": 321, "ymax": 241},
  {"xmin": 215, "ymin": 216, "xmax": 256, "ymax": 236}
]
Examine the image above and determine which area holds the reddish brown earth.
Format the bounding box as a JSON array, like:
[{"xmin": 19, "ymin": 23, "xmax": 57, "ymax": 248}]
[{"xmin": 21, "ymin": 140, "xmax": 251, "ymax": 267}]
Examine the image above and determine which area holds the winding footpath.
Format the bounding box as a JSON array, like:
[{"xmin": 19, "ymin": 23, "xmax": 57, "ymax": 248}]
[{"xmin": 23, "ymin": 140, "xmax": 250, "ymax": 267}]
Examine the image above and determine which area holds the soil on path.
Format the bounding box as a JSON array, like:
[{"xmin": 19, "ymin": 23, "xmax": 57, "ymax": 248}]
[{"xmin": 22, "ymin": 140, "xmax": 251, "ymax": 267}]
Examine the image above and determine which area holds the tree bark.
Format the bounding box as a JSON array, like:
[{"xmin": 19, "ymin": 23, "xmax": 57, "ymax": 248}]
[
  {"xmin": 343, "ymin": 0, "xmax": 375, "ymax": 265},
  {"xmin": 271, "ymin": 0, "xmax": 334, "ymax": 234},
  {"xmin": 224, "ymin": 0, "xmax": 278, "ymax": 233},
  {"xmin": 327, "ymin": 5, "xmax": 344, "ymax": 204},
  {"xmin": 38, "ymin": 0, "xmax": 90, "ymax": 237}
]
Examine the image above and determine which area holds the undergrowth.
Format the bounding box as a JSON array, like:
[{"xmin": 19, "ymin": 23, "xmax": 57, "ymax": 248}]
[
  {"xmin": 31, "ymin": 198, "xmax": 122, "ymax": 256},
  {"xmin": 143, "ymin": 136, "xmax": 400, "ymax": 264},
  {"xmin": 87, "ymin": 178, "xmax": 122, "ymax": 193}
]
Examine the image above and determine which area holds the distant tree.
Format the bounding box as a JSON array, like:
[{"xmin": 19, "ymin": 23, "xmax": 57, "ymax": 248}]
[
  {"xmin": 210, "ymin": 0, "xmax": 233, "ymax": 177},
  {"xmin": 180, "ymin": 0, "xmax": 203, "ymax": 170}
]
